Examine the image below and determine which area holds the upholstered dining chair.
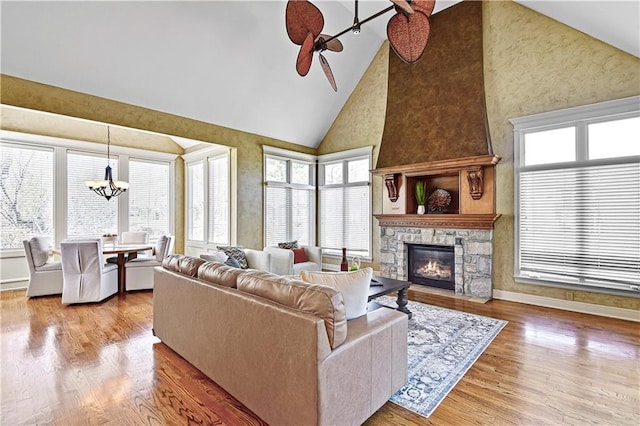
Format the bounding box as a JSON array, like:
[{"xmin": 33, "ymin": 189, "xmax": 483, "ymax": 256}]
[
  {"xmin": 60, "ymin": 240, "xmax": 118, "ymax": 304},
  {"xmin": 124, "ymin": 235, "xmax": 175, "ymax": 290},
  {"xmin": 120, "ymin": 231, "xmax": 151, "ymax": 256},
  {"xmin": 23, "ymin": 237, "xmax": 63, "ymax": 297}
]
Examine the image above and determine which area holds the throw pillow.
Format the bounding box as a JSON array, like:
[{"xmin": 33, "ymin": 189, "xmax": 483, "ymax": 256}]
[
  {"xmin": 200, "ymin": 251, "xmax": 229, "ymax": 263},
  {"xmin": 277, "ymin": 240, "xmax": 298, "ymax": 249},
  {"xmin": 224, "ymin": 256, "xmax": 241, "ymax": 268},
  {"xmin": 292, "ymin": 247, "xmax": 307, "ymax": 264},
  {"xmin": 154, "ymin": 235, "xmax": 169, "ymax": 261},
  {"xmin": 217, "ymin": 246, "xmax": 248, "ymax": 269},
  {"xmin": 28, "ymin": 236, "xmax": 50, "ymax": 267},
  {"xmin": 300, "ymin": 267, "xmax": 373, "ymax": 320}
]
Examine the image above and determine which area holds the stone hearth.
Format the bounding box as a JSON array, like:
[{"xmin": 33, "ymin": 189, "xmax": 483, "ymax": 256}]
[{"xmin": 379, "ymin": 227, "xmax": 493, "ymax": 299}]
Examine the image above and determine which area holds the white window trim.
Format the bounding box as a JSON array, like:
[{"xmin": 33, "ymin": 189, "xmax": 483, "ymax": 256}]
[
  {"xmin": 1, "ymin": 131, "xmax": 177, "ymax": 251},
  {"xmin": 182, "ymin": 145, "xmax": 234, "ymax": 254},
  {"xmin": 318, "ymin": 146, "xmax": 373, "ymax": 260},
  {"xmin": 263, "ymin": 146, "xmax": 317, "ymax": 247},
  {"xmin": 510, "ymin": 96, "xmax": 640, "ymax": 297}
]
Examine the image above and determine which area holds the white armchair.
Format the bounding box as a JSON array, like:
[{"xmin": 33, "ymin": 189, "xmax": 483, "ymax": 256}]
[
  {"xmin": 23, "ymin": 237, "xmax": 63, "ymax": 297},
  {"xmin": 124, "ymin": 235, "xmax": 174, "ymax": 291},
  {"xmin": 60, "ymin": 240, "xmax": 118, "ymax": 304},
  {"xmin": 264, "ymin": 245, "xmax": 322, "ymax": 276}
]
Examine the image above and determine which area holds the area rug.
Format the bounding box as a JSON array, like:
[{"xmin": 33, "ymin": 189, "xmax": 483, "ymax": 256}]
[{"xmin": 376, "ymin": 296, "xmax": 508, "ymax": 418}]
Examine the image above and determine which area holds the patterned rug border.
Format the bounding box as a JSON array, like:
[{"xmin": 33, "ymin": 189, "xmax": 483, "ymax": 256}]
[{"xmin": 377, "ymin": 296, "xmax": 508, "ymax": 418}]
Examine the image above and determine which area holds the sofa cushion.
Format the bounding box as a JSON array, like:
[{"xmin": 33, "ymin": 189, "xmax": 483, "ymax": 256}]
[
  {"xmin": 198, "ymin": 261, "xmax": 246, "ymax": 288},
  {"xmin": 217, "ymin": 246, "xmax": 248, "ymax": 269},
  {"xmin": 179, "ymin": 256, "xmax": 206, "ymax": 277},
  {"xmin": 237, "ymin": 270, "xmax": 347, "ymax": 349},
  {"xmin": 162, "ymin": 254, "xmax": 182, "ymax": 271},
  {"xmin": 29, "ymin": 236, "xmax": 50, "ymax": 267},
  {"xmin": 300, "ymin": 268, "xmax": 373, "ymax": 320},
  {"xmin": 277, "ymin": 240, "xmax": 298, "ymax": 249},
  {"xmin": 292, "ymin": 247, "xmax": 307, "ymax": 264}
]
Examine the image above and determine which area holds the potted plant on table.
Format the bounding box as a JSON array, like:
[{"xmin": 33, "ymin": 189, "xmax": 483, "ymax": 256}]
[{"xmin": 415, "ymin": 180, "xmax": 427, "ymax": 214}]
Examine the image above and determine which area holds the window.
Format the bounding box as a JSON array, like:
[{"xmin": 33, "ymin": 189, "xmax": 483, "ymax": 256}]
[
  {"xmin": 67, "ymin": 151, "xmax": 119, "ymax": 237},
  {"xmin": 129, "ymin": 159, "xmax": 171, "ymax": 239},
  {"xmin": 0, "ymin": 143, "xmax": 54, "ymax": 249},
  {"xmin": 264, "ymin": 148, "xmax": 315, "ymax": 247},
  {"xmin": 511, "ymin": 96, "xmax": 640, "ymax": 296},
  {"xmin": 184, "ymin": 147, "xmax": 232, "ymax": 254},
  {"xmin": 319, "ymin": 148, "xmax": 372, "ymax": 258},
  {"xmin": 0, "ymin": 130, "xmax": 176, "ymax": 252}
]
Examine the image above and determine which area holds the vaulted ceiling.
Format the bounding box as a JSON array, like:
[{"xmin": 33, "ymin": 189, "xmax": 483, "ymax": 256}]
[{"xmin": 1, "ymin": 1, "xmax": 638, "ymax": 149}]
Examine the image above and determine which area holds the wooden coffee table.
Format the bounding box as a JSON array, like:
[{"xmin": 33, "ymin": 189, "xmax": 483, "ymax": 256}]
[{"xmin": 368, "ymin": 275, "xmax": 412, "ymax": 319}]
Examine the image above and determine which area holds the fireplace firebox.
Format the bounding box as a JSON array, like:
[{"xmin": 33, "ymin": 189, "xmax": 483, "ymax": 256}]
[{"xmin": 407, "ymin": 244, "xmax": 455, "ymax": 290}]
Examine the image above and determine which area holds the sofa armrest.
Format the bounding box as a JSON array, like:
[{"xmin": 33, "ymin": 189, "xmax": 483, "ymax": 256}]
[
  {"xmin": 263, "ymin": 246, "xmax": 294, "ymax": 276},
  {"xmin": 303, "ymin": 246, "xmax": 322, "ymax": 265},
  {"xmin": 244, "ymin": 249, "xmax": 271, "ymax": 271}
]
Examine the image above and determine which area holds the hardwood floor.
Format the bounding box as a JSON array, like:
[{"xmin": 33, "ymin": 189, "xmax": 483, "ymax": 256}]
[{"xmin": 1, "ymin": 289, "xmax": 638, "ymax": 425}]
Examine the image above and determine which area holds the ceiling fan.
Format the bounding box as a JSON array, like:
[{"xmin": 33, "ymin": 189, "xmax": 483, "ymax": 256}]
[{"xmin": 286, "ymin": 0, "xmax": 435, "ymax": 91}]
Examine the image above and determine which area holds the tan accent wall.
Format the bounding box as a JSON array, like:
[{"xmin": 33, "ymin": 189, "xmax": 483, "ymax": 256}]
[
  {"xmin": 0, "ymin": 75, "xmax": 315, "ymax": 253},
  {"xmin": 319, "ymin": 2, "xmax": 640, "ymax": 309},
  {"xmin": 483, "ymin": 1, "xmax": 640, "ymax": 310}
]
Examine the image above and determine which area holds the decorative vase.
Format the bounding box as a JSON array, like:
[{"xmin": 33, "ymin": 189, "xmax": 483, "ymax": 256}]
[{"xmin": 417, "ymin": 205, "xmax": 426, "ymax": 215}]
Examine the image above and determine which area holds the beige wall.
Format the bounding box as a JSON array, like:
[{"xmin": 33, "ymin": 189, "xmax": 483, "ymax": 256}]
[
  {"xmin": 318, "ymin": 2, "xmax": 640, "ymax": 310},
  {"xmin": 0, "ymin": 75, "xmax": 315, "ymax": 253}
]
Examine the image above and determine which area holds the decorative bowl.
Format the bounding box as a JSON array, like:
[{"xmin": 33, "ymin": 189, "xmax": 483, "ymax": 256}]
[{"xmin": 427, "ymin": 188, "xmax": 452, "ymax": 213}]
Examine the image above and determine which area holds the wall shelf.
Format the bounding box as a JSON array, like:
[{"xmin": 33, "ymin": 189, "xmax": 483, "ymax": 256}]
[{"xmin": 372, "ymin": 155, "xmax": 501, "ymax": 230}]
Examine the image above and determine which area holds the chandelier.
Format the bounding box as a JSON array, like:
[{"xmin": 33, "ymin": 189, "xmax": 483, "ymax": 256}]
[
  {"xmin": 286, "ymin": 0, "xmax": 435, "ymax": 91},
  {"xmin": 84, "ymin": 126, "xmax": 129, "ymax": 200}
]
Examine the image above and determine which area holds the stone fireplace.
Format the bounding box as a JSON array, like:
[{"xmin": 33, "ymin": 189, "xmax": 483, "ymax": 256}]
[{"xmin": 379, "ymin": 227, "xmax": 493, "ymax": 299}]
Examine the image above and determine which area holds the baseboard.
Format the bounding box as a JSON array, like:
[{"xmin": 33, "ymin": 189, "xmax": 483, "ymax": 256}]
[
  {"xmin": 493, "ymin": 290, "xmax": 640, "ymax": 322},
  {"xmin": 1, "ymin": 278, "xmax": 28, "ymax": 292}
]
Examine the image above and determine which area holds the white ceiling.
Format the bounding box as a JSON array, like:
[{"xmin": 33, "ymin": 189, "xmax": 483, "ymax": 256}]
[{"xmin": 1, "ymin": 1, "xmax": 638, "ymax": 149}]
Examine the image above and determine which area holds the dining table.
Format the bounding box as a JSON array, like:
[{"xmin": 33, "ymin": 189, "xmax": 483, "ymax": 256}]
[
  {"xmin": 53, "ymin": 243, "xmax": 154, "ymax": 294},
  {"xmin": 102, "ymin": 244, "xmax": 154, "ymax": 293}
]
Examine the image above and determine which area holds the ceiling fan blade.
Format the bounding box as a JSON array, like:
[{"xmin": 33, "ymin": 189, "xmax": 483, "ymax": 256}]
[
  {"xmin": 286, "ymin": 0, "xmax": 325, "ymax": 45},
  {"xmin": 319, "ymin": 53, "xmax": 337, "ymax": 92},
  {"xmin": 318, "ymin": 34, "xmax": 344, "ymax": 52},
  {"xmin": 390, "ymin": 0, "xmax": 414, "ymax": 14},
  {"xmin": 387, "ymin": 11, "xmax": 430, "ymax": 63},
  {"xmin": 296, "ymin": 32, "xmax": 315, "ymax": 76},
  {"xmin": 411, "ymin": 0, "xmax": 435, "ymax": 17}
]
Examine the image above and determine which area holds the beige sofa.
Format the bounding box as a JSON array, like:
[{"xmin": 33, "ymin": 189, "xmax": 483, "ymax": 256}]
[{"xmin": 153, "ymin": 255, "xmax": 408, "ymax": 426}]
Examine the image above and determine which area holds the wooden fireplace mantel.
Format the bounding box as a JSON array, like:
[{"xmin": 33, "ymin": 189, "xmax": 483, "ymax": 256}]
[{"xmin": 372, "ymin": 155, "xmax": 501, "ymax": 230}]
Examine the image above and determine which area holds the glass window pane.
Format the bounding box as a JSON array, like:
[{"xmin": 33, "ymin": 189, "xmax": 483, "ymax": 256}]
[
  {"xmin": 208, "ymin": 156, "xmax": 229, "ymax": 245},
  {"xmin": 324, "ymin": 163, "xmax": 343, "ymax": 185},
  {"xmin": 266, "ymin": 157, "xmax": 287, "ymax": 182},
  {"xmin": 291, "ymin": 162, "xmax": 310, "ymax": 185},
  {"xmin": 588, "ymin": 117, "xmax": 640, "ymax": 160},
  {"xmin": 348, "ymin": 158, "xmax": 369, "ymax": 183},
  {"xmin": 524, "ymin": 127, "xmax": 575, "ymax": 166},
  {"xmin": 187, "ymin": 162, "xmax": 204, "ymax": 241},
  {"xmin": 67, "ymin": 152, "xmax": 119, "ymax": 237},
  {"xmin": 0, "ymin": 144, "xmax": 54, "ymax": 249},
  {"xmin": 129, "ymin": 160, "xmax": 170, "ymax": 239}
]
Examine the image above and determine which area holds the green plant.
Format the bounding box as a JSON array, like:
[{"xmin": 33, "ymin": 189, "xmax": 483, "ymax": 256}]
[{"xmin": 415, "ymin": 180, "xmax": 427, "ymax": 205}]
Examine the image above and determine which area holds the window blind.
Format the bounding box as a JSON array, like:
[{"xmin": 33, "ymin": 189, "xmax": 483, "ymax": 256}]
[
  {"xmin": 129, "ymin": 159, "xmax": 170, "ymax": 239},
  {"xmin": 67, "ymin": 152, "xmax": 118, "ymax": 237},
  {"xmin": 208, "ymin": 156, "xmax": 229, "ymax": 245},
  {"xmin": 519, "ymin": 161, "xmax": 640, "ymax": 291},
  {"xmin": 0, "ymin": 143, "xmax": 54, "ymax": 249},
  {"xmin": 319, "ymin": 185, "xmax": 370, "ymax": 256},
  {"xmin": 265, "ymin": 186, "xmax": 312, "ymax": 247},
  {"xmin": 187, "ymin": 162, "xmax": 204, "ymax": 241}
]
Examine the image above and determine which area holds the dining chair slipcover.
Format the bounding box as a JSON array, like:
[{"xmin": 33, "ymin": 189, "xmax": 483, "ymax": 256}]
[
  {"xmin": 124, "ymin": 235, "xmax": 175, "ymax": 290},
  {"xmin": 23, "ymin": 237, "xmax": 63, "ymax": 297},
  {"xmin": 60, "ymin": 241, "xmax": 118, "ymax": 304}
]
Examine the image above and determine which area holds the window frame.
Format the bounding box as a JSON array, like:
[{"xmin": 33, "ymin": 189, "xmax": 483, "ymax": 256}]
[
  {"xmin": 318, "ymin": 146, "xmax": 373, "ymax": 259},
  {"xmin": 183, "ymin": 146, "xmax": 233, "ymax": 255},
  {"xmin": 0, "ymin": 130, "xmax": 176, "ymax": 255},
  {"xmin": 263, "ymin": 146, "xmax": 316, "ymax": 248},
  {"xmin": 510, "ymin": 96, "xmax": 640, "ymax": 297}
]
